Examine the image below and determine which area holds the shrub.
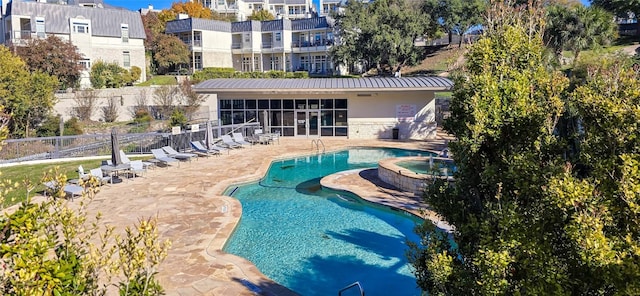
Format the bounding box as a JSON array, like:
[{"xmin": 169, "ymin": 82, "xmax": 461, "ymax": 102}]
[
  {"xmin": 64, "ymin": 117, "xmax": 84, "ymax": 135},
  {"xmin": 90, "ymin": 61, "xmax": 128, "ymax": 88},
  {"xmin": 130, "ymin": 66, "xmax": 142, "ymax": 82},
  {"xmin": 37, "ymin": 114, "xmax": 63, "ymax": 137},
  {"xmin": 101, "ymin": 97, "xmax": 119, "ymax": 122},
  {"xmin": 169, "ymin": 109, "xmax": 187, "ymax": 128},
  {"xmin": 73, "ymin": 89, "xmax": 98, "ymax": 121}
]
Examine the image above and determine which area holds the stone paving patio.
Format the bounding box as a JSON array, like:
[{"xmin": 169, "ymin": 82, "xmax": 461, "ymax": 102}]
[{"xmin": 43, "ymin": 135, "xmax": 451, "ymax": 295}]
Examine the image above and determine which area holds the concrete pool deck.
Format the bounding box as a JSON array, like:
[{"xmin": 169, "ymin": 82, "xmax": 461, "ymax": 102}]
[{"xmin": 42, "ymin": 135, "xmax": 451, "ymax": 296}]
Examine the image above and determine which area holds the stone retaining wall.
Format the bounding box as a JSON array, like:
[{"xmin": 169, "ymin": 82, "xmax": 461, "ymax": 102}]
[{"xmin": 378, "ymin": 156, "xmax": 453, "ymax": 196}]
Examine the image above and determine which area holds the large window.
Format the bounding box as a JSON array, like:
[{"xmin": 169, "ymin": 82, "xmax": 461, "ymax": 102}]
[{"xmin": 218, "ymin": 98, "xmax": 347, "ymax": 136}]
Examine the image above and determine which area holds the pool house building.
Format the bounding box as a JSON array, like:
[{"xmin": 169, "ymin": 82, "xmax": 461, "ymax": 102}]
[{"xmin": 193, "ymin": 76, "xmax": 453, "ymax": 140}]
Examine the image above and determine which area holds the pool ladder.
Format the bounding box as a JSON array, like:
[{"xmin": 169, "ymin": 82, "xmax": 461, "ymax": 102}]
[
  {"xmin": 311, "ymin": 139, "xmax": 325, "ymax": 154},
  {"xmin": 338, "ymin": 281, "xmax": 365, "ymax": 296}
]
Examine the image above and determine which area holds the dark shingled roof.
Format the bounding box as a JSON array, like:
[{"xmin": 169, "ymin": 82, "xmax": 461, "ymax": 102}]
[
  {"xmin": 291, "ymin": 17, "xmax": 330, "ymax": 30},
  {"xmin": 6, "ymin": 0, "xmax": 145, "ymax": 38},
  {"xmin": 194, "ymin": 77, "xmax": 453, "ymax": 92},
  {"xmin": 166, "ymin": 18, "xmax": 232, "ymax": 33}
]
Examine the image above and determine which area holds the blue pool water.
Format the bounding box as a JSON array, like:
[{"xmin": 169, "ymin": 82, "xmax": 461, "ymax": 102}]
[{"xmin": 224, "ymin": 148, "xmax": 436, "ymax": 296}]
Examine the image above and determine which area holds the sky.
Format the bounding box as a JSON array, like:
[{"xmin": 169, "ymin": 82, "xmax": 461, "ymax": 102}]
[{"xmin": 109, "ymin": 0, "xmax": 592, "ymax": 13}]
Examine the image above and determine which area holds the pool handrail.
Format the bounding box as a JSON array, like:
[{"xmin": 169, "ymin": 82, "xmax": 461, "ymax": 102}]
[{"xmin": 338, "ymin": 281, "xmax": 364, "ymax": 296}]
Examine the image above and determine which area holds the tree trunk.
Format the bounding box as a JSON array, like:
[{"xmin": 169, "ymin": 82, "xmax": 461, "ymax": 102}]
[{"xmin": 458, "ymin": 33, "xmax": 464, "ymax": 48}]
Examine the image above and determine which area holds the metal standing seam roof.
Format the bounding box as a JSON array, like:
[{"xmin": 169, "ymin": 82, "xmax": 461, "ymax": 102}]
[
  {"xmin": 7, "ymin": 1, "xmax": 145, "ymax": 39},
  {"xmin": 193, "ymin": 77, "xmax": 453, "ymax": 92},
  {"xmin": 165, "ymin": 18, "xmax": 232, "ymax": 33}
]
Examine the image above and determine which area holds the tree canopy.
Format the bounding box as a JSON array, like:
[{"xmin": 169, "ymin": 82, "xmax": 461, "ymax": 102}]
[
  {"xmin": 591, "ymin": 0, "xmax": 640, "ymax": 18},
  {"xmin": 248, "ymin": 9, "xmax": 276, "ymax": 21},
  {"xmin": 422, "ymin": 0, "xmax": 487, "ymax": 47},
  {"xmin": 14, "ymin": 36, "xmax": 83, "ymax": 89},
  {"xmin": 544, "ymin": 4, "xmax": 618, "ymax": 62},
  {"xmin": 153, "ymin": 34, "xmax": 191, "ymax": 73},
  {"xmin": 0, "ymin": 45, "xmax": 57, "ymax": 138},
  {"xmin": 331, "ymin": 0, "xmax": 432, "ymax": 74},
  {"xmin": 408, "ymin": 2, "xmax": 640, "ymax": 294}
]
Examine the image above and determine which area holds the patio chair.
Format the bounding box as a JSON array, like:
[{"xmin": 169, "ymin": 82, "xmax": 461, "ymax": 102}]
[
  {"xmin": 78, "ymin": 165, "xmax": 90, "ymax": 180},
  {"xmin": 232, "ymin": 133, "xmax": 252, "ymax": 146},
  {"xmin": 151, "ymin": 148, "xmax": 180, "ymax": 166},
  {"xmin": 220, "ymin": 135, "xmax": 243, "ymax": 149},
  {"xmin": 43, "ymin": 181, "xmax": 84, "ymax": 200},
  {"xmin": 161, "ymin": 146, "xmax": 197, "ymax": 161},
  {"xmin": 190, "ymin": 141, "xmax": 221, "ymax": 156},
  {"xmin": 120, "ymin": 150, "xmax": 155, "ymax": 169},
  {"xmin": 128, "ymin": 160, "xmax": 146, "ymax": 178},
  {"xmin": 90, "ymin": 168, "xmax": 112, "ymax": 185}
]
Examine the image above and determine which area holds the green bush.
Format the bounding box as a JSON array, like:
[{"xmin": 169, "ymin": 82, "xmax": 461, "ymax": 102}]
[
  {"xmin": 130, "ymin": 66, "xmax": 142, "ymax": 82},
  {"xmin": 63, "ymin": 117, "xmax": 84, "ymax": 135},
  {"xmin": 90, "ymin": 61, "xmax": 129, "ymax": 88},
  {"xmin": 169, "ymin": 109, "xmax": 187, "ymax": 128},
  {"xmin": 192, "ymin": 67, "xmax": 308, "ymax": 82},
  {"xmin": 37, "ymin": 115, "xmax": 63, "ymax": 137}
]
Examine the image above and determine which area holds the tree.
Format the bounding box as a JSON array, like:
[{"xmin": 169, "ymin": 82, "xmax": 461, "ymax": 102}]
[
  {"xmin": 153, "ymin": 34, "xmax": 190, "ymax": 73},
  {"xmin": 170, "ymin": 1, "xmax": 213, "ymax": 19},
  {"xmin": 142, "ymin": 11, "xmax": 167, "ymax": 49},
  {"xmin": 248, "ymin": 9, "xmax": 276, "ymax": 21},
  {"xmin": 591, "ymin": 0, "xmax": 640, "ymax": 18},
  {"xmin": 153, "ymin": 86, "xmax": 178, "ymax": 120},
  {"xmin": 408, "ymin": 2, "xmax": 640, "ymax": 294},
  {"xmin": 423, "ymin": 0, "xmax": 487, "ymax": 47},
  {"xmin": 544, "ymin": 5, "xmax": 618, "ymax": 62},
  {"xmin": 0, "ymin": 45, "xmax": 58, "ymax": 138},
  {"xmin": 331, "ymin": 0, "xmax": 432, "ymax": 74},
  {"xmin": 14, "ymin": 36, "xmax": 84, "ymax": 89},
  {"xmin": 73, "ymin": 88, "xmax": 98, "ymax": 121},
  {"xmin": 178, "ymin": 79, "xmax": 206, "ymax": 120}
]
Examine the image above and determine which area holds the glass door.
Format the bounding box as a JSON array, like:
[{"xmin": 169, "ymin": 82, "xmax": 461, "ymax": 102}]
[{"xmin": 296, "ymin": 110, "xmax": 320, "ymax": 137}]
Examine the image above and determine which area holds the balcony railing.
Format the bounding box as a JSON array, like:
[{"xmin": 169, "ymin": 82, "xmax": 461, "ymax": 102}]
[
  {"xmin": 262, "ymin": 42, "xmax": 272, "ymax": 48},
  {"xmin": 5, "ymin": 30, "xmax": 47, "ymax": 45},
  {"xmin": 231, "ymin": 43, "xmax": 242, "ymax": 49},
  {"xmin": 291, "ymin": 39, "xmax": 334, "ymax": 48}
]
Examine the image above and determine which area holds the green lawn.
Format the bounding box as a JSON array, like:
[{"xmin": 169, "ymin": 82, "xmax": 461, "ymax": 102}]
[
  {"xmin": 135, "ymin": 75, "xmax": 178, "ymax": 86},
  {"xmin": 1, "ymin": 156, "xmax": 150, "ymax": 207}
]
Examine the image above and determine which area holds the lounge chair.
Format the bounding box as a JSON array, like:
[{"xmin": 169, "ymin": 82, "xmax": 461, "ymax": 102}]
[
  {"xmin": 120, "ymin": 150, "xmax": 155, "ymax": 169},
  {"xmin": 220, "ymin": 135, "xmax": 243, "ymax": 149},
  {"xmin": 190, "ymin": 141, "xmax": 221, "ymax": 156},
  {"xmin": 43, "ymin": 181, "xmax": 84, "ymax": 200},
  {"xmin": 232, "ymin": 133, "xmax": 252, "ymax": 146},
  {"xmin": 162, "ymin": 146, "xmax": 198, "ymax": 161},
  {"xmin": 203, "ymin": 141, "xmax": 230, "ymax": 154},
  {"xmin": 90, "ymin": 168, "xmax": 112, "ymax": 185},
  {"xmin": 151, "ymin": 148, "xmax": 180, "ymax": 166}
]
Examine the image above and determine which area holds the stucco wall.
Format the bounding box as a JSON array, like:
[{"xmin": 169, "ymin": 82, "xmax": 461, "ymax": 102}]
[
  {"xmin": 348, "ymin": 91, "xmax": 437, "ymax": 140},
  {"xmin": 53, "ymin": 87, "xmax": 219, "ymax": 122}
]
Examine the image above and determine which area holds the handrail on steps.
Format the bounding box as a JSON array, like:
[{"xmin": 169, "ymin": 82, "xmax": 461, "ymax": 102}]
[
  {"xmin": 338, "ymin": 281, "xmax": 364, "ymax": 296},
  {"xmin": 311, "ymin": 139, "xmax": 325, "ymax": 154}
]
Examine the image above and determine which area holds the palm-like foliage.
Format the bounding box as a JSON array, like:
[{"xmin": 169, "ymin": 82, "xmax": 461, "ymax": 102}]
[{"xmin": 544, "ymin": 5, "xmax": 617, "ymax": 63}]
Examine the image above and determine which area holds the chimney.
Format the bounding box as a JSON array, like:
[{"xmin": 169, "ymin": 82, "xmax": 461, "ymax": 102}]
[
  {"xmin": 148, "ymin": 4, "xmax": 153, "ymax": 10},
  {"xmin": 178, "ymin": 13, "xmax": 189, "ymax": 19}
]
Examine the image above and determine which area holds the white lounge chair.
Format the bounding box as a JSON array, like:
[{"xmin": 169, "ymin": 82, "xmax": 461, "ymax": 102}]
[
  {"xmin": 220, "ymin": 135, "xmax": 243, "ymax": 149},
  {"xmin": 162, "ymin": 146, "xmax": 197, "ymax": 161},
  {"xmin": 151, "ymin": 149, "xmax": 179, "ymax": 166},
  {"xmin": 78, "ymin": 165, "xmax": 90, "ymax": 180},
  {"xmin": 232, "ymin": 133, "xmax": 252, "ymax": 146}
]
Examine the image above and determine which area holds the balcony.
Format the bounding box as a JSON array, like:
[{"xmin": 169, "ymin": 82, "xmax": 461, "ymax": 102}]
[
  {"xmin": 232, "ymin": 43, "xmax": 242, "ymax": 49},
  {"xmin": 262, "ymin": 42, "xmax": 272, "ymax": 48},
  {"xmin": 291, "ymin": 39, "xmax": 334, "ymax": 48},
  {"xmin": 5, "ymin": 30, "xmax": 46, "ymax": 45}
]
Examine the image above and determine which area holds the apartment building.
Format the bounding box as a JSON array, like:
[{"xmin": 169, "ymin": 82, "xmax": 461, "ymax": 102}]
[
  {"xmin": 318, "ymin": 0, "xmax": 341, "ymax": 17},
  {"xmin": 0, "ymin": 0, "xmax": 146, "ymax": 86},
  {"xmin": 196, "ymin": 0, "xmax": 315, "ymax": 22},
  {"xmin": 166, "ymin": 16, "xmax": 335, "ymax": 75}
]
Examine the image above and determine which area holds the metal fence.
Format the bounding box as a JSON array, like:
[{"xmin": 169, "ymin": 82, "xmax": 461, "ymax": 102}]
[{"xmin": 0, "ymin": 121, "xmax": 261, "ymax": 164}]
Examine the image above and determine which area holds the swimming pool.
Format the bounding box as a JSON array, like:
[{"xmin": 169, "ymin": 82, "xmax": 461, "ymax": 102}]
[{"xmin": 224, "ymin": 148, "xmax": 436, "ymax": 296}]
